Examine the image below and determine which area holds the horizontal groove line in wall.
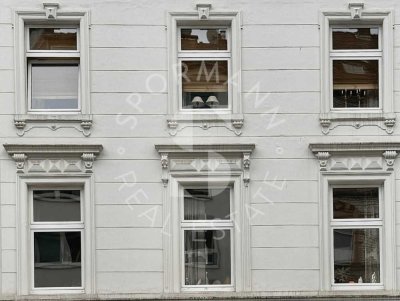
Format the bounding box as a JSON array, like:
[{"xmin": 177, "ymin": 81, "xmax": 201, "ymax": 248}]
[{"xmin": 251, "ymin": 268, "xmax": 320, "ymax": 271}]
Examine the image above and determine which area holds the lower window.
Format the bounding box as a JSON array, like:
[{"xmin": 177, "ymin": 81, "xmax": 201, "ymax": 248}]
[
  {"xmin": 331, "ymin": 186, "xmax": 382, "ymax": 286},
  {"xmin": 181, "ymin": 186, "xmax": 233, "ymax": 289},
  {"xmin": 30, "ymin": 188, "xmax": 83, "ymax": 289}
]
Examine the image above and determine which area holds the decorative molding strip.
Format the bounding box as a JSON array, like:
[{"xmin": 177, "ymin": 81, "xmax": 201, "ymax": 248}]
[
  {"xmin": 319, "ymin": 114, "xmax": 396, "ymax": 135},
  {"xmin": 14, "ymin": 114, "xmax": 93, "ymax": 137},
  {"xmin": 155, "ymin": 144, "xmax": 255, "ymax": 185},
  {"xmin": 4, "ymin": 144, "xmax": 103, "ymax": 174},
  {"xmin": 167, "ymin": 115, "xmax": 244, "ymax": 136},
  {"xmin": 309, "ymin": 142, "xmax": 400, "ymax": 172}
]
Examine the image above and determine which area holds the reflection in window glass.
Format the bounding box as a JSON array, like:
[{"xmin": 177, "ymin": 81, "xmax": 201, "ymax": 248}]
[
  {"xmin": 34, "ymin": 232, "xmax": 81, "ymax": 288},
  {"xmin": 333, "ymin": 60, "xmax": 379, "ymax": 108},
  {"xmin": 332, "ymin": 28, "xmax": 379, "ymax": 50},
  {"xmin": 184, "ymin": 230, "xmax": 231, "ymax": 285},
  {"xmin": 33, "ymin": 190, "xmax": 81, "ymax": 222},
  {"xmin": 184, "ymin": 188, "xmax": 230, "ymax": 220},
  {"xmin": 181, "ymin": 28, "xmax": 227, "ymax": 51},
  {"xmin": 182, "ymin": 60, "xmax": 228, "ymax": 109},
  {"xmin": 334, "ymin": 228, "xmax": 380, "ymax": 284},
  {"xmin": 333, "ymin": 187, "xmax": 379, "ymax": 219},
  {"xmin": 30, "ymin": 28, "xmax": 78, "ymax": 51},
  {"xmin": 31, "ymin": 64, "xmax": 79, "ymax": 110}
]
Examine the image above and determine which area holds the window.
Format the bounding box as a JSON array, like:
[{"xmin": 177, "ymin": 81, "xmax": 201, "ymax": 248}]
[
  {"xmin": 155, "ymin": 144, "xmax": 254, "ymax": 293},
  {"xmin": 331, "ymin": 27, "xmax": 381, "ymax": 109},
  {"xmin": 167, "ymin": 8, "xmax": 243, "ymax": 135},
  {"xmin": 179, "ymin": 28, "xmax": 230, "ymax": 110},
  {"xmin": 14, "ymin": 8, "xmax": 92, "ymax": 136},
  {"xmin": 331, "ymin": 186, "xmax": 382, "ymax": 287},
  {"xmin": 27, "ymin": 27, "xmax": 80, "ymax": 112},
  {"xmin": 31, "ymin": 189, "xmax": 83, "ymax": 289},
  {"xmin": 319, "ymin": 8, "xmax": 394, "ymax": 134},
  {"xmin": 181, "ymin": 186, "xmax": 233, "ymax": 289},
  {"xmin": 310, "ymin": 142, "xmax": 398, "ymax": 291}
]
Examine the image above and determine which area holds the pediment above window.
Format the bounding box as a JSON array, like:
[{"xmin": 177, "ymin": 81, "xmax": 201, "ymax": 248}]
[
  {"xmin": 3, "ymin": 144, "xmax": 103, "ymax": 174},
  {"xmin": 309, "ymin": 142, "xmax": 400, "ymax": 172},
  {"xmin": 155, "ymin": 144, "xmax": 255, "ymax": 186}
]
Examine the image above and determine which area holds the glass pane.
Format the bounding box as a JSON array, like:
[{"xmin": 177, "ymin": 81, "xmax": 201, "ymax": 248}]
[
  {"xmin": 33, "ymin": 190, "xmax": 81, "ymax": 222},
  {"xmin": 333, "ymin": 60, "xmax": 379, "ymax": 108},
  {"xmin": 332, "ymin": 28, "xmax": 379, "ymax": 50},
  {"xmin": 334, "ymin": 228, "xmax": 380, "ymax": 284},
  {"xmin": 30, "ymin": 28, "xmax": 77, "ymax": 50},
  {"xmin": 333, "ymin": 187, "xmax": 379, "ymax": 219},
  {"xmin": 181, "ymin": 28, "xmax": 227, "ymax": 50},
  {"xmin": 184, "ymin": 230, "xmax": 231, "ymax": 285},
  {"xmin": 184, "ymin": 188, "xmax": 230, "ymax": 220},
  {"xmin": 34, "ymin": 232, "xmax": 81, "ymax": 288},
  {"xmin": 182, "ymin": 60, "xmax": 228, "ymax": 109},
  {"xmin": 31, "ymin": 64, "xmax": 79, "ymax": 110}
]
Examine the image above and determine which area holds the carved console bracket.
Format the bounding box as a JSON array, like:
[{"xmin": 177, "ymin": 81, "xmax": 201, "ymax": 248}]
[
  {"xmin": 14, "ymin": 115, "xmax": 93, "ymax": 137},
  {"xmin": 320, "ymin": 114, "xmax": 396, "ymax": 135},
  {"xmin": 155, "ymin": 144, "xmax": 255, "ymax": 186},
  {"xmin": 310, "ymin": 142, "xmax": 400, "ymax": 172},
  {"xmin": 167, "ymin": 116, "xmax": 244, "ymax": 136},
  {"xmin": 4, "ymin": 144, "xmax": 103, "ymax": 174}
]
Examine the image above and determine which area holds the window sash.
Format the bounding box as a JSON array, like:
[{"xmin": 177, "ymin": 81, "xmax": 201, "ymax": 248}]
[
  {"xmin": 329, "ymin": 57, "xmax": 382, "ymax": 111},
  {"xmin": 329, "ymin": 25, "xmax": 382, "ymax": 52},
  {"xmin": 178, "ymin": 26, "xmax": 231, "ymax": 53},
  {"xmin": 330, "ymin": 227, "xmax": 383, "ymax": 287},
  {"xmin": 27, "ymin": 60, "xmax": 81, "ymax": 112},
  {"xmin": 26, "ymin": 25, "xmax": 80, "ymax": 53},
  {"xmin": 30, "ymin": 229, "xmax": 84, "ymax": 290}
]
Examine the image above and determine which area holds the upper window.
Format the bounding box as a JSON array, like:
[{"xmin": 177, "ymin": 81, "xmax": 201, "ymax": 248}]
[
  {"xmin": 319, "ymin": 9, "xmax": 394, "ymax": 135},
  {"xmin": 179, "ymin": 28, "xmax": 230, "ymax": 110},
  {"xmin": 330, "ymin": 26, "xmax": 381, "ymax": 109},
  {"xmin": 26, "ymin": 26, "xmax": 80, "ymax": 112},
  {"xmin": 167, "ymin": 9, "xmax": 243, "ymax": 135}
]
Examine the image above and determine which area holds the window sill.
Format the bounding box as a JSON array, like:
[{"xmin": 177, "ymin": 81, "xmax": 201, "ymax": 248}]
[
  {"xmin": 319, "ymin": 112, "xmax": 396, "ymax": 134},
  {"xmin": 14, "ymin": 114, "xmax": 93, "ymax": 137},
  {"xmin": 167, "ymin": 113, "xmax": 244, "ymax": 136}
]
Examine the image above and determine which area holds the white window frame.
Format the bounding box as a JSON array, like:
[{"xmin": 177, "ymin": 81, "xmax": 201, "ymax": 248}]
[
  {"xmin": 319, "ymin": 9, "xmax": 395, "ymax": 134},
  {"xmin": 14, "ymin": 8, "xmax": 92, "ymax": 135},
  {"xmin": 17, "ymin": 177, "xmax": 94, "ymax": 296},
  {"xmin": 167, "ymin": 9, "xmax": 243, "ymax": 135},
  {"xmin": 180, "ymin": 183, "xmax": 235, "ymax": 292},
  {"xmin": 320, "ymin": 174, "xmax": 396, "ymax": 292},
  {"xmin": 329, "ymin": 184, "xmax": 383, "ymax": 290}
]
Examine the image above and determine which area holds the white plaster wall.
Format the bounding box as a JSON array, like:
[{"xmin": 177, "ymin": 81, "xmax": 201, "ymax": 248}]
[{"xmin": 0, "ymin": 0, "xmax": 400, "ymax": 298}]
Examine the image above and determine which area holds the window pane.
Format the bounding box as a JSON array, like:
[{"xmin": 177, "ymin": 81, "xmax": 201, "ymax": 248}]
[
  {"xmin": 333, "ymin": 60, "xmax": 379, "ymax": 108},
  {"xmin": 34, "ymin": 232, "xmax": 81, "ymax": 288},
  {"xmin": 184, "ymin": 188, "xmax": 230, "ymax": 220},
  {"xmin": 33, "ymin": 190, "xmax": 81, "ymax": 222},
  {"xmin": 333, "ymin": 187, "xmax": 379, "ymax": 219},
  {"xmin": 334, "ymin": 228, "xmax": 380, "ymax": 284},
  {"xmin": 31, "ymin": 64, "xmax": 79, "ymax": 110},
  {"xmin": 181, "ymin": 29, "xmax": 227, "ymax": 51},
  {"xmin": 184, "ymin": 230, "xmax": 231, "ymax": 285},
  {"xmin": 30, "ymin": 28, "xmax": 77, "ymax": 50},
  {"xmin": 332, "ymin": 28, "xmax": 379, "ymax": 50},
  {"xmin": 182, "ymin": 60, "xmax": 228, "ymax": 109}
]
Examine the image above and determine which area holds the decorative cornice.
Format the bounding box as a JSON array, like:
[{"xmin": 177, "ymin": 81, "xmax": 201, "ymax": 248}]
[
  {"xmin": 310, "ymin": 142, "xmax": 400, "ymax": 172},
  {"xmin": 155, "ymin": 144, "xmax": 255, "ymax": 154},
  {"xmin": 155, "ymin": 144, "xmax": 255, "ymax": 186},
  {"xmin": 4, "ymin": 144, "xmax": 103, "ymax": 174}
]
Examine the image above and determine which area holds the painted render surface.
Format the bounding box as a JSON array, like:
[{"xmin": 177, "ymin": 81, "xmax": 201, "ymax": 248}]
[{"xmin": 0, "ymin": 0, "xmax": 400, "ymax": 299}]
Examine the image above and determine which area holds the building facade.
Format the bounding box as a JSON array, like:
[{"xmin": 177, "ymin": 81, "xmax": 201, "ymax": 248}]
[{"xmin": 0, "ymin": 0, "xmax": 400, "ymax": 299}]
